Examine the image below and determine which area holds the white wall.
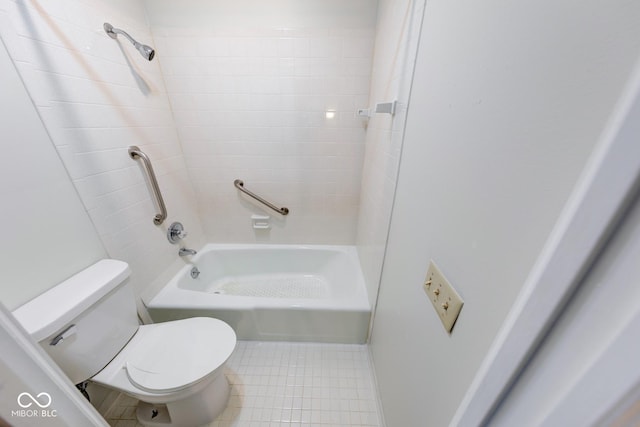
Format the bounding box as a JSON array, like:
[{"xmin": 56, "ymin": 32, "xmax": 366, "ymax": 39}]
[
  {"xmin": 356, "ymin": 0, "xmax": 425, "ymax": 307},
  {"xmin": 0, "ymin": 0, "xmax": 205, "ymax": 300},
  {"xmin": 489, "ymin": 176, "xmax": 640, "ymax": 425},
  {"xmin": 0, "ymin": 36, "xmax": 105, "ymax": 310},
  {"xmin": 143, "ymin": 0, "xmax": 377, "ymax": 244},
  {"xmin": 0, "ymin": 302, "xmax": 109, "ymax": 426},
  {"xmin": 369, "ymin": 1, "xmax": 640, "ymax": 426}
]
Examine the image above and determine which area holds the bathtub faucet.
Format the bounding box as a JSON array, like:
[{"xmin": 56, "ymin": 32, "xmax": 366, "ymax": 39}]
[{"xmin": 179, "ymin": 248, "xmax": 197, "ymax": 256}]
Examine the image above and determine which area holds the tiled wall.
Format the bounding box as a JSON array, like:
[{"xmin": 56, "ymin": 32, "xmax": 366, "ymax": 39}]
[
  {"xmin": 144, "ymin": 0, "xmax": 377, "ymax": 244},
  {"xmin": 356, "ymin": 0, "xmax": 425, "ymax": 306},
  {"xmin": 0, "ymin": 0, "xmax": 380, "ymax": 306},
  {"xmin": 0, "ymin": 0, "xmax": 205, "ymax": 300}
]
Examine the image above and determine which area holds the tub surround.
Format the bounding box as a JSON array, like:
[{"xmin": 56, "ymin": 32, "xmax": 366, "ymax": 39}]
[
  {"xmin": 143, "ymin": 0, "xmax": 376, "ymax": 245},
  {"xmin": 0, "ymin": 0, "xmax": 377, "ymax": 307},
  {"xmin": 356, "ymin": 0, "xmax": 425, "ymax": 309},
  {"xmin": 0, "ymin": 0, "xmax": 206, "ymax": 303}
]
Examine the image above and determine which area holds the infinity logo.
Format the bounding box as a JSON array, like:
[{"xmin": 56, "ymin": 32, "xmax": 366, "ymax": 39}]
[{"xmin": 17, "ymin": 392, "xmax": 52, "ymax": 408}]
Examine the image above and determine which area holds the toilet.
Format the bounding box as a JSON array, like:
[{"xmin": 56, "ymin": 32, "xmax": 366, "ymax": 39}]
[{"xmin": 12, "ymin": 259, "xmax": 236, "ymax": 427}]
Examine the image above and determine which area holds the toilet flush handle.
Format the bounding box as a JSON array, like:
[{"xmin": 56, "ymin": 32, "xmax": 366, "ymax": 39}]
[{"xmin": 50, "ymin": 324, "xmax": 77, "ymax": 346}]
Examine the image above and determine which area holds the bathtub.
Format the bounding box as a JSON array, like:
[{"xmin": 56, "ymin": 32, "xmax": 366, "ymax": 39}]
[{"xmin": 145, "ymin": 244, "xmax": 371, "ymax": 343}]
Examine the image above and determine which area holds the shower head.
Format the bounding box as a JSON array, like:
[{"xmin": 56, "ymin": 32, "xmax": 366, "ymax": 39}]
[
  {"xmin": 136, "ymin": 43, "xmax": 155, "ymax": 61},
  {"xmin": 104, "ymin": 22, "xmax": 155, "ymax": 61}
]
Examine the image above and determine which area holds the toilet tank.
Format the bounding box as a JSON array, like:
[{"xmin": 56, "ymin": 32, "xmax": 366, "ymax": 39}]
[{"xmin": 12, "ymin": 259, "xmax": 139, "ymax": 384}]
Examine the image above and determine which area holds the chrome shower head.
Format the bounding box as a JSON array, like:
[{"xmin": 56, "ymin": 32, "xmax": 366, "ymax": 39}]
[
  {"xmin": 104, "ymin": 22, "xmax": 155, "ymax": 61},
  {"xmin": 136, "ymin": 43, "xmax": 155, "ymax": 61}
]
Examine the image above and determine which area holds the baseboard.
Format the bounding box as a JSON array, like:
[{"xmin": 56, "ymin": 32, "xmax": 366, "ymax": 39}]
[{"xmin": 367, "ymin": 344, "xmax": 387, "ymax": 427}]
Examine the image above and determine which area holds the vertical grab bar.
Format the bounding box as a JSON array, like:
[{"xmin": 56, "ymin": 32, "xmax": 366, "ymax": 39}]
[{"xmin": 128, "ymin": 146, "xmax": 167, "ymax": 225}]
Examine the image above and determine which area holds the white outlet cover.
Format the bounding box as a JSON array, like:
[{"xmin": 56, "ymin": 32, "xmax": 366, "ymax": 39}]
[{"xmin": 423, "ymin": 260, "xmax": 464, "ymax": 333}]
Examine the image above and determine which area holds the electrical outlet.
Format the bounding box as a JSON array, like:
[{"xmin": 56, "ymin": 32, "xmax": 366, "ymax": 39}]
[{"xmin": 423, "ymin": 260, "xmax": 464, "ymax": 333}]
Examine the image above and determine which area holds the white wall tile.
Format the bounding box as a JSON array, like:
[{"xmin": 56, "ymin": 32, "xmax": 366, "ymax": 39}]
[
  {"xmin": 0, "ymin": 0, "xmax": 205, "ymax": 301},
  {"xmin": 1, "ymin": 0, "xmax": 379, "ymax": 311},
  {"xmin": 145, "ymin": 0, "xmax": 376, "ymax": 244},
  {"xmin": 356, "ymin": 0, "xmax": 424, "ymax": 308}
]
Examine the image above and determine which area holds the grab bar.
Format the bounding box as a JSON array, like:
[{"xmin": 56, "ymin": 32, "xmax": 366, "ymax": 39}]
[
  {"xmin": 234, "ymin": 179, "xmax": 289, "ymax": 215},
  {"xmin": 129, "ymin": 146, "xmax": 167, "ymax": 225}
]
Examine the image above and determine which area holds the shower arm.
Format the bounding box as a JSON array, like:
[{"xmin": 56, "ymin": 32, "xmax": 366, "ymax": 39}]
[{"xmin": 109, "ymin": 27, "xmax": 139, "ymax": 48}]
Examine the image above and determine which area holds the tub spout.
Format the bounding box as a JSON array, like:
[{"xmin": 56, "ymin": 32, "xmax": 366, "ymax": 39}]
[{"xmin": 179, "ymin": 248, "xmax": 197, "ymax": 256}]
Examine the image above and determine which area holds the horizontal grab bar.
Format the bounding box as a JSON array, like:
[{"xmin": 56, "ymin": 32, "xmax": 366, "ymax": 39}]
[
  {"xmin": 129, "ymin": 146, "xmax": 167, "ymax": 225},
  {"xmin": 234, "ymin": 179, "xmax": 289, "ymax": 216}
]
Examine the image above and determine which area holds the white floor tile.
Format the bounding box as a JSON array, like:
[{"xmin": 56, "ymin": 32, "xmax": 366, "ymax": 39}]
[{"xmin": 105, "ymin": 341, "xmax": 382, "ymax": 427}]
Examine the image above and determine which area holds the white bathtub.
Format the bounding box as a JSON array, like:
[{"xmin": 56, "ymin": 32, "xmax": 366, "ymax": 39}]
[{"xmin": 146, "ymin": 244, "xmax": 371, "ymax": 343}]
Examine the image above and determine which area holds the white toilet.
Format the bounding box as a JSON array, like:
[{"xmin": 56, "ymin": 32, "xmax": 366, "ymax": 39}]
[{"xmin": 12, "ymin": 259, "xmax": 236, "ymax": 427}]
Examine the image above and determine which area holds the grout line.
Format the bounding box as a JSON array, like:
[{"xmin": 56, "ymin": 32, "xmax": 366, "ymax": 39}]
[{"xmin": 104, "ymin": 341, "xmax": 382, "ymax": 427}]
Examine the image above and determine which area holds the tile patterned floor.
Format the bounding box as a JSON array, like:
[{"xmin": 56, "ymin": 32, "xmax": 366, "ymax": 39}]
[{"xmin": 106, "ymin": 341, "xmax": 382, "ymax": 427}]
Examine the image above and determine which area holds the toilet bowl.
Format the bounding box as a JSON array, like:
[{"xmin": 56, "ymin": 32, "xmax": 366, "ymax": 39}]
[
  {"xmin": 12, "ymin": 259, "xmax": 236, "ymax": 427},
  {"xmin": 93, "ymin": 317, "xmax": 236, "ymax": 426}
]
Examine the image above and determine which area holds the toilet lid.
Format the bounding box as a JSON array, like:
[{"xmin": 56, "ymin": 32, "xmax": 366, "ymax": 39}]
[{"xmin": 124, "ymin": 317, "xmax": 236, "ymax": 393}]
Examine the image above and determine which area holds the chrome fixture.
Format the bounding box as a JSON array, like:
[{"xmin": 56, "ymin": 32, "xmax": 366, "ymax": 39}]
[
  {"xmin": 190, "ymin": 267, "xmax": 201, "ymax": 279},
  {"xmin": 50, "ymin": 324, "xmax": 77, "ymax": 346},
  {"xmin": 234, "ymin": 179, "xmax": 289, "ymax": 215},
  {"xmin": 167, "ymin": 222, "xmax": 187, "ymax": 244},
  {"xmin": 179, "ymin": 248, "xmax": 197, "ymax": 257},
  {"xmin": 128, "ymin": 146, "xmax": 167, "ymax": 225},
  {"xmin": 104, "ymin": 22, "xmax": 155, "ymax": 61}
]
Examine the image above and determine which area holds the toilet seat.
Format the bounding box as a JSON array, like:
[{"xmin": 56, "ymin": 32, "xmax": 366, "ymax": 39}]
[
  {"xmin": 92, "ymin": 317, "xmax": 236, "ymax": 398},
  {"xmin": 124, "ymin": 317, "xmax": 236, "ymax": 393}
]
